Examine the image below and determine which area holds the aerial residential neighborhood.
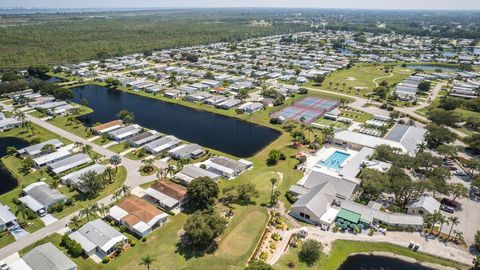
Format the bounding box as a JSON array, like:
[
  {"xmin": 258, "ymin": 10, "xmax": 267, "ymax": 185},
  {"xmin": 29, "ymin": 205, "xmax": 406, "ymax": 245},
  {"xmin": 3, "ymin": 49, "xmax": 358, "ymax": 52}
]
[{"xmin": 0, "ymin": 2, "xmax": 479, "ymax": 270}]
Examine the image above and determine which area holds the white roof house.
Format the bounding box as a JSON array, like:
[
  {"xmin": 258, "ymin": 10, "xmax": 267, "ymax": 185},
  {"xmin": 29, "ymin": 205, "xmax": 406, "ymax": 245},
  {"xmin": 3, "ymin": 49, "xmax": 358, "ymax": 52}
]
[
  {"xmin": 407, "ymin": 195, "xmax": 441, "ymax": 216},
  {"xmin": 144, "ymin": 136, "xmax": 181, "ymax": 155},
  {"xmin": 332, "ymin": 128, "xmax": 425, "ymax": 157},
  {"xmin": 108, "ymin": 124, "xmax": 142, "ymax": 141},
  {"xmin": 17, "ymin": 139, "xmax": 64, "ymax": 157},
  {"xmin": 61, "ymin": 164, "xmax": 107, "ymax": 187},
  {"xmin": 48, "ymin": 153, "xmax": 92, "ymax": 175},
  {"xmin": 0, "ymin": 118, "xmax": 22, "ymax": 131},
  {"xmin": 69, "ymin": 219, "xmax": 127, "ymax": 257},
  {"xmin": 32, "ymin": 145, "xmax": 74, "ymax": 167},
  {"xmin": 0, "ymin": 203, "xmax": 17, "ymax": 230},
  {"xmin": 21, "ymin": 242, "xmax": 77, "ymax": 270},
  {"xmin": 174, "ymin": 164, "xmax": 220, "ymax": 185},
  {"xmin": 19, "ymin": 182, "xmax": 67, "ymax": 213}
]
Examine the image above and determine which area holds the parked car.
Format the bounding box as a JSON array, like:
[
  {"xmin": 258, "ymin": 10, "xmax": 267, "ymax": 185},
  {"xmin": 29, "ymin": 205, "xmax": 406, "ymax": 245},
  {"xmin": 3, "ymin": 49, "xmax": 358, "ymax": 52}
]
[
  {"xmin": 0, "ymin": 260, "xmax": 10, "ymax": 270},
  {"xmin": 37, "ymin": 208, "xmax": 47, "ymax": 217},
  {"xmin": 441, "ymin": 198, "xmax": 462, "ymax": 210},
  {"xmin": 454, "ymin": 171, "xmax": 467, "ymax": 177},
  {"xmin": 448, "ymin": 166, "xmax": 457, "ymax": 171},
  {"xmin": 441, "ymin": 205, "xmax": 455, "ymax": 213}
]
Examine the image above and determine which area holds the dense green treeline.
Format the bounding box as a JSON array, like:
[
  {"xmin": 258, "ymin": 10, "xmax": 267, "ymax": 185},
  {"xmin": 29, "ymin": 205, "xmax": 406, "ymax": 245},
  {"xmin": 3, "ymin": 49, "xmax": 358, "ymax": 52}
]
[{"xmin": 0, "ymin": 13, "xmax": 309, "ymax": 68}]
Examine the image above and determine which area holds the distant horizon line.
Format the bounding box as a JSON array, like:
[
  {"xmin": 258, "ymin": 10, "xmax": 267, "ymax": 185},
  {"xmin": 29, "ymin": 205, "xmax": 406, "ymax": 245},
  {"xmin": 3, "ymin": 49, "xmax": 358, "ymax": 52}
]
[{"xmin": 1, "ymin": 6, "xmax": 480, "ymax": 12}]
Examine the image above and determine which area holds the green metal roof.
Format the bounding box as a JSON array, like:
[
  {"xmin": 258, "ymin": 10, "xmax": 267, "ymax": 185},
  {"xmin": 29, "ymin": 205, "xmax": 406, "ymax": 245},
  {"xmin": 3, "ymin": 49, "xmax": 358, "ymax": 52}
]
[{"xmin": 337, "ymin": 208, "xmax": 361, "ymax": 224}]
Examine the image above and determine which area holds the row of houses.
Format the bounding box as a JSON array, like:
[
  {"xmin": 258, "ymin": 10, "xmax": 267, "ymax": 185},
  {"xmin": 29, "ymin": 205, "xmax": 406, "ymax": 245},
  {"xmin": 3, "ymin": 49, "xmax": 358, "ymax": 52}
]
[
  {"xmin": 94, "ymin": 120, "xmax": 206, "ymax": 159},
  {"xmin": 17, "ymin": 140, "xmax": 93, "ymax": 175}
]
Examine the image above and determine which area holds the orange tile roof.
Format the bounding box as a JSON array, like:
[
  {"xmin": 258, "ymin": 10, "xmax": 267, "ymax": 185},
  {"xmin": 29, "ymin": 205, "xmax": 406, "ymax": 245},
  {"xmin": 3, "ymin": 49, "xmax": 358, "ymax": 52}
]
[
  {"xmin": 151, "ymin": 180, "xmax": 187, "ymax": 201},
  {"xmin": 94, "ymin": 120, "xmax": 123, "ymax": 132},
  {"xmin": 118, "ymin": 195, "xmax": 163, "ymax": 225}
]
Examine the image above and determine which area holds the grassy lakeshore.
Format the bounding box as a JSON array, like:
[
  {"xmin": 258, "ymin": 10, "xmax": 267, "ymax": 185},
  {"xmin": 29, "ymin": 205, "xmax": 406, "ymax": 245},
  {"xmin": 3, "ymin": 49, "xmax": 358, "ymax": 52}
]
[{"xmin": 275, "ymin": 240, "xmax": 468, "ymax": 270}]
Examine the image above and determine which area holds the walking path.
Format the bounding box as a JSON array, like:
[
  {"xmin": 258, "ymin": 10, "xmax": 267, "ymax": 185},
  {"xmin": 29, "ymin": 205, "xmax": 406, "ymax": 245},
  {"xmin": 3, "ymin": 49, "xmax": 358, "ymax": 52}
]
[{"xmin": 372, "ymin": 72, "xmax": 394, "ymax": 87}]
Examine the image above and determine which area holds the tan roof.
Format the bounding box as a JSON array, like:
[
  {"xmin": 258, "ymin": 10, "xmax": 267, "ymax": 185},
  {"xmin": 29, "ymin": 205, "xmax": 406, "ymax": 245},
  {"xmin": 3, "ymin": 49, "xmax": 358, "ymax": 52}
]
[
  {"xmin": 94, "ymin": 120, "xmax": 123, "ymax": 132},
  {"xmin": 151, "ymin": 180, "xmax": 187, "ymax": 201},
  {"xmin": 117, "ymin": 195, "xmax": 163, "ymax": 225}
]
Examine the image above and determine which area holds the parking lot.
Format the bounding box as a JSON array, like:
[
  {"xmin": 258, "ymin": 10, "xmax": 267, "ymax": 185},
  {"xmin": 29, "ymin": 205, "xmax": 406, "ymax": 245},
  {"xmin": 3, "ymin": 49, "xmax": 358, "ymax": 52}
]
[{"xmin": 439, "ymin": 163, "xmax": 479, "ymax": 247}]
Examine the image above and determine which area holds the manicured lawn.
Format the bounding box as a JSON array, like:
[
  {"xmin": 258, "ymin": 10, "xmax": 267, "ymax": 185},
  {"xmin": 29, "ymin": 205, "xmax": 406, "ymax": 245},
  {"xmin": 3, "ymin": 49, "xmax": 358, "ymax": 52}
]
[
  {"xmin": 0, "ymin": 233, "xmax": 15, "ymax": 249},
  {"xmin": 107, "ymin": 141, "xmax": 130, "ymax": 154},
  {"xmin": 28, "ymin": 110, "xmax": 46, "ymax": 118},
  {"xmin": 306, "ymin": 64, "xmax": 410, "ymax": 97},
  {"xmin": 339, "ymin": 107, "xmax": 373, "ymax": 123},
  {"xmin": 46, "ymin": 105, "xmax": 94, "ymax": 139},
  {"xmin": 124, "ymin": 148, "xmax": 148, "ymax": 160},
  {"xmin": 92, "ymin": 136, "xmax": 111, "ymax": 146},
  {"xmin": 275, "ymin": 240, "xmax": 468, "ymax": 270},
  {"xmin": 313, "ymin": 118, "xmax": 350, "ymax": 129},
  {"xmin": 20, "ymin": 205, "xmax": 268, "ymax": 270}
]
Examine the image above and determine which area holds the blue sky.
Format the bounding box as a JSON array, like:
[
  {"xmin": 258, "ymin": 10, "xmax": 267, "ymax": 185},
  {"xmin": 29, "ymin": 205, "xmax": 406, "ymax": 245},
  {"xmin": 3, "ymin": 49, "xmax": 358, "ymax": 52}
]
[{"xmin": 1, "ymin": 0, "xmax": 479, "ymax": 10}]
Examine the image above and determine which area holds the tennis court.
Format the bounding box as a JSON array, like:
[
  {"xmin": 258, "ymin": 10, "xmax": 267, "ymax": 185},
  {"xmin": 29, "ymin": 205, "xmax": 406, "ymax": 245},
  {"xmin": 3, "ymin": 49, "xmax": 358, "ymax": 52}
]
[{"xmin": 271, "ymin": 97, "xmax": 340, "ymax": 124}]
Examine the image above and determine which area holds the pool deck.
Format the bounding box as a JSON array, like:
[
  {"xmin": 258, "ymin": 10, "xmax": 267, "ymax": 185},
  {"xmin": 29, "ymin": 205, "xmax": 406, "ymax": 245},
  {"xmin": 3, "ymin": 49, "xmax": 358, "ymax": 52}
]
[{"xmin": 299, "ymin": 145, "xmax": 361, "ymax": 183}]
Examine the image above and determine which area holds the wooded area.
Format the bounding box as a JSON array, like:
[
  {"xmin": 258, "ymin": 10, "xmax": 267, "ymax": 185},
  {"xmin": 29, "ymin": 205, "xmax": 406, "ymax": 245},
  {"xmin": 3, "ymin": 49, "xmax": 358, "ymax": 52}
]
[{"xmin": 0, "ymin": 10, "xmax": 310, "ymax": 68}]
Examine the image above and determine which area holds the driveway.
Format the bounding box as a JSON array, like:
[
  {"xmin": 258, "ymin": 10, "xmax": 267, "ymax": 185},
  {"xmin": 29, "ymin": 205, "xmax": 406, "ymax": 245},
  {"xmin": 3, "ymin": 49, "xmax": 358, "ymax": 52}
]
[
  {"xmin": 9, "ymin": 226, "xmax": 29, "ymax": 240},
  {"xmin": 40, "ymin": 214, "xmax": 58, "ymax": 226}
]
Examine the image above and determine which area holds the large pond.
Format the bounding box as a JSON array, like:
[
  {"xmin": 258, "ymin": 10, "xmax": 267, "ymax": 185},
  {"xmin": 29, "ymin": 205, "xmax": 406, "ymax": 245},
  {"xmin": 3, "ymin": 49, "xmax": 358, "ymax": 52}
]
[
  {"xmin": 0, "ymin": 137, "xmax": 29, "ymax": 194},
  {"xmin": 338, "ymin": 254, "xmax": 436, "ymax": 270},
  {"xmin": 407, "ymin": 65, "xmax": 458, "ymax": 72},
  {"xmin": 71, "ymin": 85, "xmax": 281, "ymax": 157}
]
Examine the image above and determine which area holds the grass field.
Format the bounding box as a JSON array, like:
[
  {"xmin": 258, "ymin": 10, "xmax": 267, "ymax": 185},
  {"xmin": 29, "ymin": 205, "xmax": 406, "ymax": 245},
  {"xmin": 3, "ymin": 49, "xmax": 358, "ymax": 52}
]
[
  {"xmin": 107, "ymin": 141, "xmax": 131, "ymax": 154},
  {"xmin": 306, "ymin": 64, "xmax": 410, "ymax": 97},
  {"xmin": 20, "ymin": 205, "xmax": 268, "ymax": 270},
  {"xmin": 275, "ymin": 240, "xmax": 467, "ymax": 270}
]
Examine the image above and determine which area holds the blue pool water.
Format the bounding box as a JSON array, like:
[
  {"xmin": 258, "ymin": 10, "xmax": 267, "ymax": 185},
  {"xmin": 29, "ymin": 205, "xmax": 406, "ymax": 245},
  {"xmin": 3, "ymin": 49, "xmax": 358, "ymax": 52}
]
[{"xmin": 318, "ymin": 151, "xmax": 350, "ymax": 170}]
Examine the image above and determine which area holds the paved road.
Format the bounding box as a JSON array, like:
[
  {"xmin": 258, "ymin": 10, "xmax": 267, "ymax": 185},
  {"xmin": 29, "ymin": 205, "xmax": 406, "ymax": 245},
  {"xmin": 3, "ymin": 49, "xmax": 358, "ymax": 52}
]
[{"xmin": 0, "ymin": 103, "xmax": 157, "ymax": 259}]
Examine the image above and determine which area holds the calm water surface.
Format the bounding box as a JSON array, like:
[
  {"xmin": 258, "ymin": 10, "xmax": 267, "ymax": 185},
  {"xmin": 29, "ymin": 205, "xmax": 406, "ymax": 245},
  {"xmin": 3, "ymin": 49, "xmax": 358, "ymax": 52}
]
[
  {"xmin": 339, "ymin": 255, "xmax": 436, "ymax": 270},
  {"xmin": 0, "ymin": 137, "xmax": 29, "ymax": 194},
  {"xmin": 71, "ymin": 85, "xmax": 280, "ymax": 157}
]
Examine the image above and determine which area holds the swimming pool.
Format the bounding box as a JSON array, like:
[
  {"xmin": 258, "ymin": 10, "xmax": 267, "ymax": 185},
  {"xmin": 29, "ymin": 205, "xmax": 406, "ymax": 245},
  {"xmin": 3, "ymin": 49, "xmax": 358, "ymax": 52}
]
[{"xmin": 318, "ymin": 151, "xmax": 350, "ymax": 170}]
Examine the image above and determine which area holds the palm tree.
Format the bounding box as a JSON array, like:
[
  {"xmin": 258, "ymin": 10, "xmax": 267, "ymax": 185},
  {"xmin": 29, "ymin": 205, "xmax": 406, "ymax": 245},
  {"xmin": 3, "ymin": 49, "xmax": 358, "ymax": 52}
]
[
  {"xmin": 166, "ymin": 164, "xmax": 175, "ymax": 177},
  {"xmin": 82, "ymin": 144, "xmax": 93, "ymax": 154},
  {"xmin": 328, "ymin": 82, "xmax": 333, "ymax": 89},
  {"xmin": 14, "ymin": 109, "xmax": 27, "ymax": 128},
  {"xmin": 270, "ymin": 177, "xmax": 277, "ymax": 205},
  {"xmin": 112, "ymin": 191, "xmax": 121, "ymax": 203},
  {"xmin": 437, "ymin": 214, "xmax": 449, "ymax": 236},
  {"xmin": 453, "ymin": 230, "xmax": 464, "ymax": 243},
  {"xmin": 119, "ymin": 184, "xmax": 131, "ymax": 197},
  {"xmin": 139, "ymin": 254, "xmax": 156, "ymax": 270},
  {"xmin": 15, "ymin": 203, "xmax": 28, "ymax": 224},
  {"xmin": 80, "ymin": 203, "xmax": 98, "ymax": 221},
  {"xmin": 74, "ymin": 141, "xmax": 84, "ymax": 150},
  {"xmin": 98, "ymin": 203, "xmax": 110, "ymax": 218},
  {"xmin": 141, "ymin": 158, "xmax": 155, "ymax": 172},
  {"xmin": 69, "ymin": 215, "xmax": 80, "ymax": 230},
  {"xmin": 322, "ymin": 127, "xmax": 334, "ymax": 144},
  {"xmin": 416, "ymin": 142, "xmax": 427, "ymax": 153},
  {"xmin": 447, "ymin": 216, "xmax": 460, "ymax": 240},
  {"xmin": 103, "ymin": 167, "xmax": 116, "ymax": 184},
  {"xmin": 428, "ymin": 211, "xmax": 441, "ymax": 234},
  {"xmin": 305, "ymin": 126, "xmax": 314, "ymax": 139}
]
